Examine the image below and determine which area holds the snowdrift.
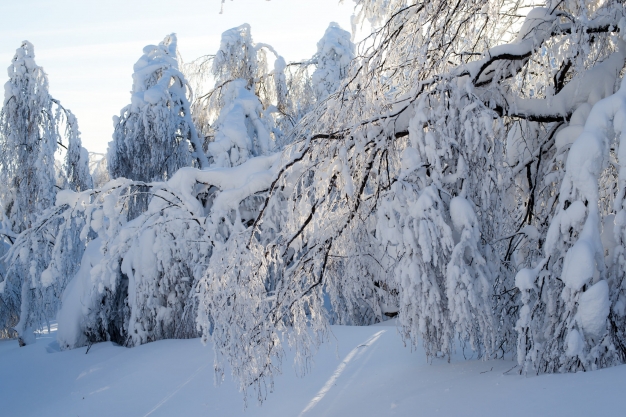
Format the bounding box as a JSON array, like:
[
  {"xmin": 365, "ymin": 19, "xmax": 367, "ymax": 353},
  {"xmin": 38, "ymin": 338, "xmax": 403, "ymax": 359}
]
[{"xmin": 1, "ymin": 321, "xmax": 624, "ymax": 417}]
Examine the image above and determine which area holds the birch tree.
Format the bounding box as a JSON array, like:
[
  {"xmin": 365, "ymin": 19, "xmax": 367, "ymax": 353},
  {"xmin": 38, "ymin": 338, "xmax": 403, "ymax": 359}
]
[{"xmin": 0, "ymin": 41, "xmax": 91, "ymax": 343}]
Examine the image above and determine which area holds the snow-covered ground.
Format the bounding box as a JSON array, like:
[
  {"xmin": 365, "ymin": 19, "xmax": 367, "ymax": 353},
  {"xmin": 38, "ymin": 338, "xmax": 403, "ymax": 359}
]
[{"xmin": 1, "ymin": 320, "xmax": 624, "ymax": 416}]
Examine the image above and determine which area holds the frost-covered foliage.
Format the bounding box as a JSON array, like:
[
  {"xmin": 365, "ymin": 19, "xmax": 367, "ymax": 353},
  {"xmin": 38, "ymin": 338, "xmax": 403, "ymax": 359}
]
[
  {"xmin": 267, "ymin": 21, "xmax": 355, "ymax": 137},
  {"xmin": 311, "ymin": 22, "xmax": 355, "ymax": 102},
  {"xmin": 6, "ymin": 0, "xmax": 626, "ymax": 407},
  {"xmin": 64, "ymin": 111, "xmax": 93, "ymax": 193},
  {"xmin": 108, "ymin": 34, "xmax": 207, "ymax": 184},
  {"xmin": 194, "ymin": 0, "xmax": 626, "ymax": 400},
  {"xmin": 212, "ymin": 24, "xmax": 264, "ymax": 89},
  {"xmin": 88, "ymin": 153, "xmax": 109, "ymax": 189},
  {"xmin": 0, "ymin": 41, "xmax": 90, "ymax": 233},
  {"xmin": 4, "ymin": 87, "xmax": 280, "ymax": 349},
  {"xmin": 187, "ymin": 24, "xmax": 298, "ymax": 155},
  {"xmin": 517, "ymin": 65, "xmax": 626, "ymax": 373},
  {"xmin": 1, "ymin": 30, "xmax": 283, "ymax": 349},
  {"xmin": 51, "ymin": 153, "xmax": 277, "ymax": 349},
  {"xmin": 0, "ymin": 41, "xmax": 91, "ymax": 342},
  {"xmin": 208, "ymin": 80, "xmax": 273, "ymax": 167},
  {"xmin": 108, "ymin": 34, "xmax": 208, "ymax": 219},
  {"xmin": 186, "ymin": 22, "xmax": 354, "ymax": 165},
  {"xmin": 209, "ymin": 27, "xmax": 276, "ymax": 164}
]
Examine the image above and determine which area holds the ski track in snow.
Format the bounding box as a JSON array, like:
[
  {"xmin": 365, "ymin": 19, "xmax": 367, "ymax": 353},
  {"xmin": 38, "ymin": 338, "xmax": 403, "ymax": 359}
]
[
  {"xmin": 142, "ymin": 362, "xmax": 210, "ymax": 417},
  {"xmin": 299, "ymin": 330, "xmax": 385, "ymax": 416}
]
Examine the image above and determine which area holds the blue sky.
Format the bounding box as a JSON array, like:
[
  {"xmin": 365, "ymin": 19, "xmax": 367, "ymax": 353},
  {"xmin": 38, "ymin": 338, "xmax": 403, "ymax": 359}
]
[{"xmin": 0, "ymin": 0, "xmax": 355, "ymax": 153}]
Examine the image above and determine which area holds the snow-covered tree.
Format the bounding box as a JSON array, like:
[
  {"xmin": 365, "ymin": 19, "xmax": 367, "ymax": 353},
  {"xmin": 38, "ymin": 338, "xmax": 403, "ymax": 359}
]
[
  {"xmin": 64, "ymin": 111, "xmax": 93, "ymax": 192},
  {"xmin": 269, "ymin": 21, "xmax": 354, "ymax": 140},
  {"xmin": 108, "ymin": 33, "xmax": 207, "ymax": 216},
  {"xmin": 188, "ymin": 25, "xmax": 290, "ymax": 159},
  {"xmin": 89, "ymin": 153, "xmax": 110, "ymax": 189},
  {"xmin": 207, "ymin": 80, "xmax": 273, "ymax": 167},
  {"xmin": 212, "ymin": 24, "xmax": 264, "ymax": 90},
  {"xmin": 13, "ymin": 30, "xmax": 283, "ymax": 349},
  {"xmin": 193, "ymin": 0, "xmax": 626, "ymax": 401},
  {"xmin": 41, "ymin": 148, "xmax": 277, "ymax": 350},
  {"xmin": 0, "ymin": 41, "xmax": 91, "ymax": 342},
  {"xmin": 311, "ymin": 22, "xmax": 355, "ymax": 102},
  {"xmin": 0, "ymin": 41, "xmax": 59, "ymax": 235}
]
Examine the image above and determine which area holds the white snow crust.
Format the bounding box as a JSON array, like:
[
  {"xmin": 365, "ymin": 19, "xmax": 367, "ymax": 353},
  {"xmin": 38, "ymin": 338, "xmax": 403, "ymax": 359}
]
[
  {"xmin": 578, "ymin": 280, "xmax": 610, "ymax": 339},
  {"xmin": 1, "ymin": 322, "xmax": 625, "ymax": 416},
  {"xmin": 561, "ymin": 239, "xmax": 596, "ymax": 291}
]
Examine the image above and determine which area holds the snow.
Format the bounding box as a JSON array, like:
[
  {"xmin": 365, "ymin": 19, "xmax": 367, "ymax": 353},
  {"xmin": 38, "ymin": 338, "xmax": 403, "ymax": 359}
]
[
  {"xmin": 164, "ymin": 152, "xmax": 280, "ymax": 217},
  {"xmin": 54, "ymin": 189, "xmax": 79, "ymax": 207},
  {"xmin": 505, "ymin": 123, "xmax": 530, "ymax": 166},
  {"xmin": 56, "ymin": 238, "xmax": 103, "ymax": 350},
  {"xmin": 555, "ymin": 104, "xmax": 591, "ymax": 150},
  {"xmin": 449, "ymin": 196, "xmax": 477, "ymax": 231},
  {"xmin": 601, "ymin": 214, "xmax": 617, "ymax": 265},
  {"xmin": 1, "ymin": 321, "xmax": 625, "ymax": 416},
  {"xmin": 514, "ymin": 8, "xmax": 554, "ymax": 42},
  {"xmin": 5, "ymin": 3, "xmax": 626, "ymax": 409},
  {"xmin": 515, "ymin": 267, "xmax": 537, "ymax": 291},
  {"xmin": 131, "ymin": 35, "xmax": 179, "ymax": 112},
  {"xmin": 208, "ymin": 79, "xmax": 273, "ymax": 167},
  {"xmin": 578, "ymin": 280, "xmax": 610, "ymax": 339},
  {"xmin": 400, "ymin": 146, "xmax": 421, "ymax": 176},
  {"xmin": 311, "ymin": 22, "xmax": 354, "ymax": 101},
  {"xmin": 561, "ymin": 201, "xmax": 587, "ymax": 234},
  {"xmin": 561, "ymin": 239, "xmax": 596, "ymax": 291},
  {"xmin": 520, "ymin": 225, "xmax": 538, "ymax": 240},
  {"xmin": 40, "ymin": 268, "xmax": 54, "ymax": 288},
  {"xmin": 566, "ymin": 329, "xmax": 584, "ymax": 358}
]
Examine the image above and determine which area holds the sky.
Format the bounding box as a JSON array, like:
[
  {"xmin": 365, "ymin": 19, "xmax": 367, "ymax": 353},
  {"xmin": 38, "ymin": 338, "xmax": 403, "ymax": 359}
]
[{"xmin": 0, "ymin": 0, "xmax": 355, "ymax": 154}]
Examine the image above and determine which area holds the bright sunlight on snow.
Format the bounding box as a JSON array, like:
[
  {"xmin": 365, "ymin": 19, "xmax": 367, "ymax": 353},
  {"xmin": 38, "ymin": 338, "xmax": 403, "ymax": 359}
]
[
  {"xmin": 2, "ymin": 1, "xmax": 626, "ymax": 416},
  {"xmin": 3, "ymin": 321, "xmax": 625, "ymax": 417}
]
